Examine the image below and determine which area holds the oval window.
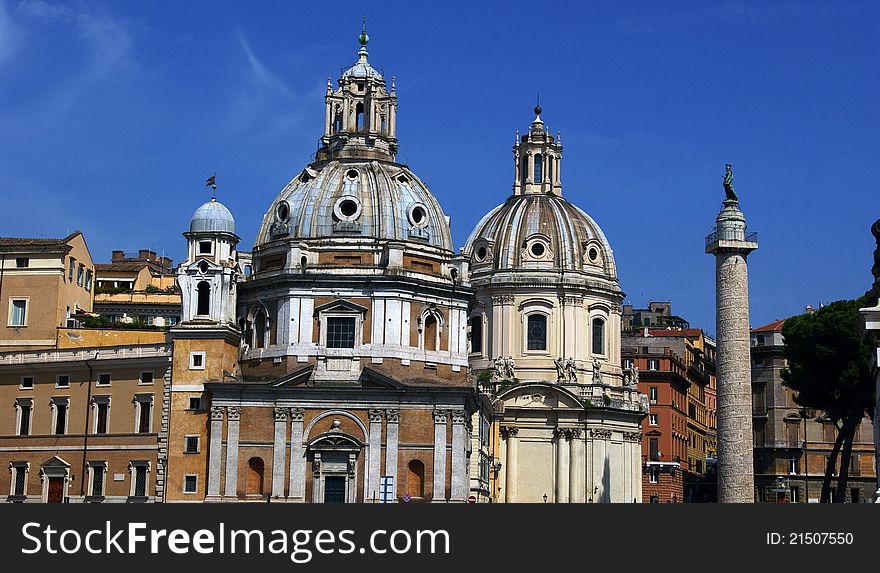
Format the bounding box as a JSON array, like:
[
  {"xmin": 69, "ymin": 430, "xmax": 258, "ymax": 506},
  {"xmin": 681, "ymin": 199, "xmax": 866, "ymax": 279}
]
[
  {"xmin": 589, "ymin": 247, "xmax": 599, "ymax": 262},
  {"xmin": 346, "ymin": 169, "xmax": 359, "ymax": 180},
  {"xmin": 276, "ymin": 202, "xmax": 290, "ymax": 221},
  {"xmin": 412, "ymin": 207, "xmax": 425, "ymax": 224},
  {"xmin": 198, "ymin": 261, "xmax": 209, "ymax": 274},
  {"xmin": 476, "ymin": 246, "xmax": 488, "ymax": 261},
  {"xmin": 339, "ymin": 199, "xmax": 358, "ymax": 218},
  {"xmin": 530, "ymin": 242, "xmax": 546, "ymax": 257}
]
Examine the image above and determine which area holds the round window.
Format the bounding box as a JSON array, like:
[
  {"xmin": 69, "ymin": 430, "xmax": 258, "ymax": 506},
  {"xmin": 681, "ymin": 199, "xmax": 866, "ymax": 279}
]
[
  {"xmin": 530, "ymin": 242, "xmax": 546, "ymax": 257},
  {"xmin": 476, "ymin": 246, "xmax": 488, "ymax": 261},
  {"xmin": 589, "ymin": 247, "xmax": 599, "ymax": 262},
  {"xmin": 408, "ymin": 203, "xmax": 429, "ymax": 228},
  {"xmin": 276, "ymin": 202, "xmax": 290, "ymax": 222},
  {"xmin": 198, "ymin": 262, "xmax": 209, "ymax": 274},
  {"xmin": 346, "ymin": 169, "xmax": 359, "ymax": 180},
  {"xmin": 339, "ymin": 199, "xmax": 358, "ymax": 218},
  {"xmin": 412, "ymin": 207, "xmax": 425, "ymax": 224}
]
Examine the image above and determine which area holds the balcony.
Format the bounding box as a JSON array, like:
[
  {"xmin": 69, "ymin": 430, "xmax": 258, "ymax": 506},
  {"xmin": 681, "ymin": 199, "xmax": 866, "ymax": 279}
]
[{"xmin": 705, "ymin": 229, "xmax": 758, "ymax": 249}]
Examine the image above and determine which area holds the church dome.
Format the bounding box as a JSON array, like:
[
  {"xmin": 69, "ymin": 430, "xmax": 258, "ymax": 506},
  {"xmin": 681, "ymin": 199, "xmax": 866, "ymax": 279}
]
[
  {"xmin": 465, "ymin": 193, "xmax": 618, "ymax": 279},
  {"xmin": 256, "ymin": 160, "xmax": 453, "ymax": 251},
  {"xmin": 189, "ymin": 198, "xmax": 236, "ymax": 234}
]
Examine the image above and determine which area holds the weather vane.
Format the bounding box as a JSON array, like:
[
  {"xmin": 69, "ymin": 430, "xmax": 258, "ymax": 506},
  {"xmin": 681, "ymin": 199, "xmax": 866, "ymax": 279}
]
[{"xmin": 205, "ymin": 173, "xmax": 217, "ymax": 199}]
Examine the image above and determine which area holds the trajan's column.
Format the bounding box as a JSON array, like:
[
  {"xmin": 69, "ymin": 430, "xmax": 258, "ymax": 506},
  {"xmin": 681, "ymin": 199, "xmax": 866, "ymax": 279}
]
[{"xmin": 706, "ymin": 164, "xmax": 758, "ymax": 503}]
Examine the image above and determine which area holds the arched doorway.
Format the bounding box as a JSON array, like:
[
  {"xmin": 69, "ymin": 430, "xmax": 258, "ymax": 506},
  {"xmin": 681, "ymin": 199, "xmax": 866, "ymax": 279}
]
[
  {"xmin": 246, "ymin": 457, "xmax": 265, "ymax": 497},
  {"xmin": 406, "ymin": 459, "xmax": 425, "ymax": 499},
  {"xmin": 308, "ymin": 433, "xmax": 362, "ymax": 503}
]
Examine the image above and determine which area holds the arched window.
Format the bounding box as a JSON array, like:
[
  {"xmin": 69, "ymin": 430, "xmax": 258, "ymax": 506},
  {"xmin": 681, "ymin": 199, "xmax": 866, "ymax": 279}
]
[
  {"xmin": 522, "ymin": 156, "xmax": 529, "ymax": 183},
  {"xmin": 534, "ymin": 153, "xmax": 543, "ymax": 183},
  {"xmin": 423, "ymin": 314, "xmax": 438, "ymax": 352},
  {"xmin": 527, "ymin": 313, "xmax": 547, "ymax": 351},
  {"xmin": 406, "ymin": 459, "xmax": 425, "ymax": 498},
  {"xmin": 548, "ymin": 155, "xmax": 554, "ymax": 184},
  {"xmin": 196, "ymin": 281, "xmax": 210, "ymax": 316},
  {"xmin": 254, "ymin": 309, "xmax": 267, "ymax": 349},
  {"xmin": 246, "ymin": 457, "xmax": 265, "ymax": 496},
  {"xmin": 334, "ymin": 111, "xmax": 342, "ymax": 134},
  {"xmin": 592, "ymin": 317, "xmax": 605, "ymax": 355},
  {"xmin": 355, "ymin": 102, "xmax": 364, "ymax": 132},
  {"xmin": 380, "ymin": 115, "xmax": 387, "ymax": 136},
  {"xmin": 470, "ymin": 316, "xmax": 483, "ymax": 354}
]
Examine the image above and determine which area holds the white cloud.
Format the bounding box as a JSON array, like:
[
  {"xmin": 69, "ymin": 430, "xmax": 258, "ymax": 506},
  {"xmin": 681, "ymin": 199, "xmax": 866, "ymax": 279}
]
[
  {"xmin": 16, "ymin": 0, "xmax": 72, "ymax": 20},
  {"xmin": 0, "ymin": 0, "xmax": 19, "ymax": 64},
  {"xmin": 237, "ymin": 31, "xmax": 294, "ymax": 98}
]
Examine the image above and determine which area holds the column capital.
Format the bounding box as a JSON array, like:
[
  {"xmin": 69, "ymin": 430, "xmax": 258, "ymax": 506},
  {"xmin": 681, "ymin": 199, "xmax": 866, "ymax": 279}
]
[
  {"xmin": 226, "ymin": 406, "xmax": 241, "ymax": 421},
  {"xmin": 369, "ymin": 409, "xmax": 384, "ymax": 423},
  {"xmin": 450, "ymin": 409, "xmax": 467, "ymax": 425},
  {"xmin": 433, "ymin": 409, "xmax": 448, "ymax": 424},
  {"xmin": 289, "ymin": 407, "xmax": 304, "ymax": 422},
  {"xmin": 385, "ymin": 409, "xmax": 400, "ymax": 423},
  {"xmin": 623, "ymin": 431, "xmax": 643, "ymax": 442},
  {"xmin": 273, "ymin": 407, "xmax": 288, "ymax": 422},
  {"xmin": 500, "ymin": 426, "xmax": 519, "ymax": 439},
  {"xmin": 210, "ymin": 406, "xmax": 225, "ymax": 421},
  {"xmin": 568, "ymin": 428, "xmax": 582, "ymax": 439},
  {"xmin": 589, "ymin": 428, "xmax": 612, "ymax": 439}
]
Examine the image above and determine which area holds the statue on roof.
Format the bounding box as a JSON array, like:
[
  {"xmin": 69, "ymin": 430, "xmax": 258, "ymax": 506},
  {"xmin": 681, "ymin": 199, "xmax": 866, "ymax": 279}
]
[{"xmin": 723, "ymin": 164, "xmax": 738, "ymax": 203}]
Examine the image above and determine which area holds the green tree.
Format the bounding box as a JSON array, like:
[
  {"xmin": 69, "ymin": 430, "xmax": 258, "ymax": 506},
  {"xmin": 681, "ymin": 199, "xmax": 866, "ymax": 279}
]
[{"xmin": 781, "ymin": 298, "xmax": 875, "ymax": 502}]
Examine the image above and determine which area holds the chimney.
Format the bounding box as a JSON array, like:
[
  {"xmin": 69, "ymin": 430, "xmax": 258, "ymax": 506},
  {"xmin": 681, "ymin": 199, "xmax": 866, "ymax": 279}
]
[
  {"xmin": 138, "ymin": 249, "xmax": 156, "ymax": 261},
  {"xmin": 112, "ymin": 250, "xmax": 124, "ymax": 262},
  {"xmin": 160, "ymin": 256, "xmax": 173, "ymax": 271}
]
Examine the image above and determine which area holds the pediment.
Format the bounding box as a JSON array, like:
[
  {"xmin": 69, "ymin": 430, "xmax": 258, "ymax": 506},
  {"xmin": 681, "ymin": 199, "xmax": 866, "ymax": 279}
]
[
  {"xmin": 41, "ymin": 455, "xmax": 71, "ymax": 469},
  {"xmin": 269, "ymin": 365, "xmax": 315, "ymax": 387},
  {"xmin": 313, "ymin": 299, "xmax": 368, "ymax": 316}
]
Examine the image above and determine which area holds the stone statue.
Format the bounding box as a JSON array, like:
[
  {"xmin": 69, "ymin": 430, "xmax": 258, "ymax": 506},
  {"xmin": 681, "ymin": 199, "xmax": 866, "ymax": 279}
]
[
  {"xmin": 504, "ymin": 356, "xmax": 516, "ymax": 379},
  {"xmin": 554, "ymin": 357, "xmax": 566, "ymax": 383},
  {"xmin": 866, "ymin": 219, "xmax": 880, "ymax": 304},
  {"xmin": 494, "ymin": 356, "xmax": 506, "ymax": 379},
  {"xmin": 565, "ymin": 357, "xmax": 578, "ymax": 383},
  {"xmin": 723, "ymin": 163, "xmax": 738, "ymax": 203},
  {"xmin": 622, "ymin": 368, "xmax": 633, "ymax": 387},
  {"xmin": 631, "ymin": 364, "xmax": 639, "ymax": 385},
  {"xmin": 592, "ymin": 358, "xmax": 602, "ymax": 383}
]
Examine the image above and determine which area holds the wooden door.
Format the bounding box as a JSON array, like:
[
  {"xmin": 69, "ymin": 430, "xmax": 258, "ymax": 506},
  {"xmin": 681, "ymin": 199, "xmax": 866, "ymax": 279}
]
[{"xmin": 47, "ymin": 477, "xmax": 64, "ymax": 503}]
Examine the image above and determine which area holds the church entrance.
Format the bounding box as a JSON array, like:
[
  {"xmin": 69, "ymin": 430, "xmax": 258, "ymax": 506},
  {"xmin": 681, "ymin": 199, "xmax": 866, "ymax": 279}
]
[
  {"xmin": 47, "ymin": 477, "xmax": 64, "ymax": 503},
  {"xmin": 324, "ymin": 476, "xmax": 346, "ymax": 503}
]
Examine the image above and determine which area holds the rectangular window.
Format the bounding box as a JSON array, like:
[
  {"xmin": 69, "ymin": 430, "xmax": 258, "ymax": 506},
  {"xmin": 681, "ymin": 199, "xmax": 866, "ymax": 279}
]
[
  {"xmin": 198, "ymin": 241, "xmax": 213, "ymax": 255},
  {"xmin": 133, "ymin": 465, "xmax": 147, "ymax": 497},
  {"xmin": 77, "ymin": 264, "xmax": 84, "ymax": 286},
  {"xmin": 189, "ymin": 352, "xmax": 205, "ymax": 370},
  {"xmin": 470, "ymin": 316, "xmax": 483, "ymax": 354},
  {"xmin": 623, "ymin": 359, "xmax": 634, "ymax": 369},
  {"xmin": 649, "ymin": 467, "xmax": 659, "ymax": 483},
  {"xmin": 823, "ymin": 422, "xmax": 836, "ymax": 443},
  {"xmin": 137, "ymin": 400, "xmax": 152, "ymax": 433},
  {"xmin": 851, "ymin": 488, "xmax": 861, "ymax": 503},
  {"xmin": 850, "ymin": 455, "xmax": 860, "ymax": 476},
  {"xmin": 14, "ymin": 465, "xmax": 27, "ymax": 496},
  {"xmin": 649, "ymin": 387, "xmax": 658, "ymax": 403},
  {"xmin": 20, "ymin": 376, "xmax": 34, "ymax": 389},
  {"xmin": 647, "ymin": 359, "xmax": 659, "ymax": 371},
  {"xmin": 95, "ymin": 401, "xmax": 109, "ymax": 434},
  {"xmin": 188, "ymin": 397, "xmax": 202, "ymax": 410},
  {"xmin": 591, "ymin": 318, "xmax": 605, "ymax": 355},
  {"xmin": 526, "ymin": 313, "xmax": 547, "ymax": 351},
  {"xmin": 54, "ymin": 401, "xmax": 68, "ymax": 435},
  {"xmin": 791, "ymin": 486, "xmax": 800, "ymax": 503},
  {"xmin": 789, "ymin": 456, "xmax": 799, "ymax": 475},
  {"xmin": 649, "ymin": 413, "xmax": 658, "ymax": 426},
  {"xmin": 326, "ymin": 316, "xmax": 356, "ymax": 348},
  {"xmin": 649, "ymin": 438, "xmax": 660, "ymax": 461},
  {"xmin": 97, "ymin": 373, "xmax": 111, "ymax": 386},
  {"xmin": 68, "ymin": 258, "xmax": 75, "ymax": 281},
  {"xmin": 185, "ymin": 435, "xmax": 199, "ymax": 453},
  {"xmin": 56, "ymin": 375, "xmax": 70, "ymax": 388},
  {"xmin": 85, "ymin": 269, "xmax": 93, "ymax": 291},
  {"xmin": 10, "ymin": 299, "xmax": 27, "ymax": 326},
  {"xmin": 183, "ymin": 475, "xmax": 198, "ymax": 494},
  {"xmin": 91, "ymin": 464, "xmax": 105, "ymax": 497},
  {"xmin": 15, "ymin": 257, "xmax": 29, "ymax": 268},
  {"xmin": 139, "ymin": 371, "xmax": 154, "ymax": 385},
  {"xmin": 17, "ymin": 401, "xmax": 32, "ymax": 436}
]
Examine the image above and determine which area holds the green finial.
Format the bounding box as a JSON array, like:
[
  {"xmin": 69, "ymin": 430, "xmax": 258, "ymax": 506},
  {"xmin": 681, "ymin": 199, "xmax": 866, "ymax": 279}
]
[{"xmin": 359, "ymin": 16, "xmax": 369, "ymax": 47}]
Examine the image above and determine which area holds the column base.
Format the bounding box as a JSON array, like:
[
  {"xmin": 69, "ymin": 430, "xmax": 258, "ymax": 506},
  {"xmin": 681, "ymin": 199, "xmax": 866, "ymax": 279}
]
[
  {"xmin": 285, "ymin": 496, "xmax": 306, "ymax": 503},
  {"xmin": 221, "ymin": 495, "xmax": 239, "ymax": 503},
  {"xmin": 204, "ymin": 495, "xmax": 223, "ymax": 503}
]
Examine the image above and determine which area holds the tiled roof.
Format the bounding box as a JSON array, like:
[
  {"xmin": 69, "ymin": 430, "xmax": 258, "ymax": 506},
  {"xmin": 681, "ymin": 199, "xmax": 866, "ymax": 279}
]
[
  {"xmin": 644, "ymin": 328, "xmax": 704, "ymax": 338},
  {"xmin": 95, "ymin": 262, "xmax": 150, "ymax": 272},
  {"xmin": 752, "ymin": 319, "xmax": 785, "ymax": 333},
  {"xmin": 0, "ymin": 231, "xmax": 81, "ymax": 250}
]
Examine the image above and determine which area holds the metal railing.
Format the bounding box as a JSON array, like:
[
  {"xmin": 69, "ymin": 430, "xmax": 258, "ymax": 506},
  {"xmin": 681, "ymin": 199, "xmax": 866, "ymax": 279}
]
[{"xmin": 705, "ymin": 228, "xmax": 758, "ymax": 247}]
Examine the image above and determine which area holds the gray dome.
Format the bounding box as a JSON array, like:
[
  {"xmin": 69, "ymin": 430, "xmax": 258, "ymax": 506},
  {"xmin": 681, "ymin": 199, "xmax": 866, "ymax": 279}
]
[
  {"xmin": 465, "ymin": 193, "xmax": 618, "ymax": 279},
  {"xmin": 190, "ymin": 199, "xmax": 236, "ymax": 234},
  {"xmin": 256, "ymin": 160, "xmax": 453, "ymax": 252}
]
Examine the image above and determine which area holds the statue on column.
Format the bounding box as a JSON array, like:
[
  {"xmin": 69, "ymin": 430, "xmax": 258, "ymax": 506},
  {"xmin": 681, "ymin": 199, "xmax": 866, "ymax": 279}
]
[
  {"xmin": 565, "ymin": 357, "xmax": 578, "ymax": 382},
  {"xmin": 554, "ymin": 357, "xmax": 566, "ymax": 383},
  {"xmin": 494, "ymin": 356, "xmax": 506, "ymax": 379},
  {"xmin": 865, "ymin": 219, "xmax": 880, "ymax": 304},
  {"xmin": 504, "ymin": 356, "xmax": 516, "ymax": 379},
  {"xmin": 723, "ymin": 163, "xmax": 738, "ymax": 203},
  {"xmin": 592, "ymin": 358, "xmax": 602, "ymax": 383}
]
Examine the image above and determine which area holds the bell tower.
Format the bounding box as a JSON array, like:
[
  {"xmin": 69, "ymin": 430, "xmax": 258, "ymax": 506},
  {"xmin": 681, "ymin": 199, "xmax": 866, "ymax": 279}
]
[
  {"xmin": 317, "ymin": 23, "xmax": 398, "ymax": 162},
  {"xmin": 513, "ymin": 105, "xmax": 563, "ymax": 195}
]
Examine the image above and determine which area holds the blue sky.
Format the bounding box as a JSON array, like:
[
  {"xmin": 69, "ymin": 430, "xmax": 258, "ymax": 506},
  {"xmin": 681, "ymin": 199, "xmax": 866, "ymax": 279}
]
[{"xmin": 1, "ymin": 0, "xmax": 878, "ymax": 333}]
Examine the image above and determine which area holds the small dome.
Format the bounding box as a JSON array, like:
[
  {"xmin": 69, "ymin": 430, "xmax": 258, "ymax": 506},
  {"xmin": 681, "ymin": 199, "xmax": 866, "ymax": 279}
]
[
  {"xmin": 256, "ymin": 160, "xmax": 452, "ymax": 251},
  {"xmin": 465, "ymin": 193, "xmax": 618, "ymax": 279},
  {"xmin": 190, "ymin": 199, "xmax": 236, "ymax": 234},
  {"xmin": 342, "ymin": 58, "xmax": 383, "ymax": 80}
]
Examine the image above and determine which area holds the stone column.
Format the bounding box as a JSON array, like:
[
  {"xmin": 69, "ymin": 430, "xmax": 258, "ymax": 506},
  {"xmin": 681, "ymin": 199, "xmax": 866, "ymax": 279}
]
[
  {"xmin": 555, "ymin": 428, "xmax": 570, "ymax": 503},
  {"xmin": 206, "ymin": 406, "xmax": 224, "ymax": 500},
  {"xmin": 450, "ymin": 410, "xmax": 468, "ymax": 502},
  {"xmin": 502, "ymin": 426, "xmax": 519, "ymax": 503},
  {"xmin": 271, "ymin": 407, "xmax": 287, "ymax": 498},
  {"xmin": 385, "ymin": 409, "xmax": 399, "ymax": 499},
  {"xmin": 432, "ymin": 409, "xmax": 448, "ymax": 502},
  {"xmin": 368, "ymin": 409, "xmax": 383, "ymax": 503},
  {"xmin": 288, "ymin": 408, "xmax": 305, "ymax": 502},
  {"xmin": 223, "ymin": 406, "xmax": 240, "ymax": 500},
  {"xmin": 706, "ymin": 195, "xmax": 758, "ymax": 503},
  {"xmin": 569, "ymin": 429, "xmax": 583, "ymax": 503}
]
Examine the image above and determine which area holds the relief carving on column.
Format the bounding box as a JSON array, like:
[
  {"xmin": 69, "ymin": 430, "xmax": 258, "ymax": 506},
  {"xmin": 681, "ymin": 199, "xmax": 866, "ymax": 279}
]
[
  {"xmin": 273, "ymin": 407, "xmax": 288, "ymax": 422},
  {"xmin": 369, "ymin": 409, "xmax": 384, "ymax": 423},
  {"xmin": 226, "ymin": 406, "xmax": 241, "ymax": 421},
  {"xmin": 491, "ymin": 294, "xmax": 515, "ymax": 305},
  {"xmin": 433, "ymin": 409, "xmax": 448, "ymax": 424},
  {"xmin": 210, "ymin": 406, "xmax": 225, "ymax": 421},
  {"xmin": 289, "ymin": 408, "xmax": 304, "ymax": 422},
  {"xmin": 500, "ymin": 426, "xmax": 519, "ymax": 439},
  {"xmin": 623, "ymin": 431, "xmax": 643, "ymax": 442},
  {"xmin": 385, "ymin": 409, "xmax": 400, "ymax": 423},
  {"xmin": 450, "ymin": 410, "xmax": 467, "ymax": 425},
  {"xmin": 568, "ymin": 428, "xmax": 582, "ymax": 439},
  {"xmin": 589, "ymin": 428, "xmax": 612, "ymax": 439}
]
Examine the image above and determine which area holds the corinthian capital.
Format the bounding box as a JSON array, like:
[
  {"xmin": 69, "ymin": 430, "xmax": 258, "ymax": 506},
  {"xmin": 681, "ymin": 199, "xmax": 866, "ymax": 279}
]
[
  {"xmin": 226, "ymin": 406, "xmax": 241, "ymax": 421},
  {"xmin": 210, "ymin": 406, "xmax": 225, "ymax": 421},
  {"xmin": 273, "ymin": 407, "xmax": 288, "ymax": 422}
]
